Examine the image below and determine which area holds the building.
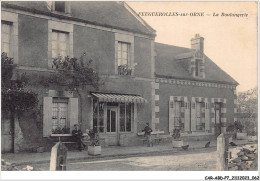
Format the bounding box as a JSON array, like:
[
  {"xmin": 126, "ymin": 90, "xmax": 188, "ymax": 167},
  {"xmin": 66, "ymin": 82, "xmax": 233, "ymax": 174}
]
[
  {"xmin": 154, "ymin": 36, "xmax": 238, "ymax": 140},
  {"xmin": 1, "ymin": 1, "xmax": 238, "ymax": 153}
]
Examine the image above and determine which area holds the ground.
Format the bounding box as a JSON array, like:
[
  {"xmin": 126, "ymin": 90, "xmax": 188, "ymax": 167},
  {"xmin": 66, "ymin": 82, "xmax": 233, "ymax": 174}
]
[{"xmin": 22, "ymin": 147, "xmax": 217, "ymax": 171}]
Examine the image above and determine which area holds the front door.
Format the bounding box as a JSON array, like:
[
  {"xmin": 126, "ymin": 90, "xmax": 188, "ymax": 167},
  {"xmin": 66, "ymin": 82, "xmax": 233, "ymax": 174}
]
[
  {"xmin": 106, "ymin": 107, "xmax": 119, "ymax": 146},
  {"xmin": 1, "ymin": 115, "xmax": 13, "ymax": 153},
  {"xmin": 214, "ymin": 103, "xmax": 221, "ymax": 136}
]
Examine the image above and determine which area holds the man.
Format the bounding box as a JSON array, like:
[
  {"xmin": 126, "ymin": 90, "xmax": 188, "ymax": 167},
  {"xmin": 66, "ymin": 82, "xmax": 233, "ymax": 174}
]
[
  {"xmin": 142, "ymin": 123, "xmax": 153, "ymax": 147},
  {"xmin": 72, "ymin": 124, "xmax": 86, "ymax": 151}
]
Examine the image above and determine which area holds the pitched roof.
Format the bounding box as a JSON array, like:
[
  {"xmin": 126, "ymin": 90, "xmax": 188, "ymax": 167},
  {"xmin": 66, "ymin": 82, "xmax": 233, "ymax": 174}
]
[
  {"xmin": 155, "ymin": 42, "xmax": 238, "ymax": 85},
  {"xmin": 2, "ymin": 1, "xmax": 156, "ymax": 36}
]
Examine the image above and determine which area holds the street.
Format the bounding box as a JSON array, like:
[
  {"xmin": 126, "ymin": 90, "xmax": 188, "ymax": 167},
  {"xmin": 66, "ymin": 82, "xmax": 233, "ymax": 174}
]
[{"xmin": 27, "ymin": 147, "xmax": 217, "ymax": 171}]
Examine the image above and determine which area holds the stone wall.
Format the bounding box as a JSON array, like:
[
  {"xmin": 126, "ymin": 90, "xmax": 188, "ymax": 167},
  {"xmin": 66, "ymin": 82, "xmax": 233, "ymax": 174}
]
[{"xmin": 228, "ymin": 144, "xmax": 258, "ymax": 171}]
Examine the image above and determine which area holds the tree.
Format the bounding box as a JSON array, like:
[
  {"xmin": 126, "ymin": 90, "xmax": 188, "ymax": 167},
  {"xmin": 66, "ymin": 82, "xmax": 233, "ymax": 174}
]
[
  {"xmin": 237, "ymin": 87, "xmax": 258, "ymax": 135},
  {"xmin": 1, "ymin": 52, "xmax": 38, "ymax": 152},
  {"xmin": 237, "ymin": 87, "xmax": 258, "ymax": 114},
  {"xmin": 48, "ymin": 53, "xmax": 100, "ymax": 126}
]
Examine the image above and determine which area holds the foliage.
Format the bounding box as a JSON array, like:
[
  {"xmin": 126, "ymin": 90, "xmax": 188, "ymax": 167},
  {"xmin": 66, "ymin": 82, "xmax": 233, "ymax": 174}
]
[
  {"xmin": 87, "ymin": 128, "xmax": 100, "ymax": 146},
  {"xmin": 234, "ymin": 120, "xmax": 244, "ymax": 133},
  {"xmin": 237, "ymin": 87, "xmax": 258, "ymax": 114},
  {"xmin": 1, "ymin": 52, "xmax": 38, "ymax": 113},
  {"xmin": 52, "ymin": 127, "xmax": 70, "ymax": 134},
  {"xmin": 226, "ymin": 124, "xmax": 235, "ymax": 133},
  {"xmin": 50, "ymin": 54, "xmax": 99, "ymax": 90},
  {"xmin": 172, "ymin": 128, "xmax": 181, "ymax": 140},
  {"xmin": 236, "ymin": 87, "xmax": 258, "ymax": 136},
  {"xmin": 52, "ymin": 56, "xmax": 78, "ymax": 70},
  {"xmin": 118, "ymin": 64, "xmax": 132, "ymax": 76},
  {"xmin": 1, "ymin": 52, "xmax": 14, "ymax": 88},
  {"xmin": 244, "ymin": 119, "xmax": 257, "ymax": 136}
]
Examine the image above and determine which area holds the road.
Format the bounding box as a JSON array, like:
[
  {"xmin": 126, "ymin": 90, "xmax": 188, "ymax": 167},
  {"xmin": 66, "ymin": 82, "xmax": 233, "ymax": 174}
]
[{"xmin": 27, "ymin": 148, "xmax": 217, "ymax": 171}]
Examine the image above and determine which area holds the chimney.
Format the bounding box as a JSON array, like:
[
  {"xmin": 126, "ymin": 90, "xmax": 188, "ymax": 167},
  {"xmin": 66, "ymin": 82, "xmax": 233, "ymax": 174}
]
[{"xmin": 191, "ymin": 34, "xmax": 204, "ymax": 53}]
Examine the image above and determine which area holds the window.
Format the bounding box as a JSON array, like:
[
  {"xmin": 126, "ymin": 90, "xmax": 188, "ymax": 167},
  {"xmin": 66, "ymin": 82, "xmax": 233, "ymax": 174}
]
[
  {"xmin": 52, "ymin": 30, "xmax": 69, "ymax": 58},
  {"xmin": 214, "ymin": 103, "xmax": 221, "ymax": 124},
  {"xmin": 195, "ymin": 59, "xmax": 200, "ymax": 76},
  {"xmin": 1, "ymin": 21, "xmax": 12, "ymax": 56},
  {"xmin": 51, "ymin": 98, "xmax": 69, "ymax": 134},
  {"xmin": 174, "ymin": 101, "xmax": 184, "ymax": 131},
  {"xmin": 93, "ymin": 100, "xmax": 105, "ymax": 132},
  {"xmin": 55, "ymin": 1, "xmax": 65, "ymax": 12},
  {"xmin": 118, "ymin": 42, "xmax": 129, "ymax": 66},
  {"xmin": 43, "ymin": 95, "xmax": 78, "ymax": 137},
  {"xmin": 196, "ymin": 102, "xmax": 205, "ymax": 131},
  {"xmin": 119, "ymin": 103, "xmax": 133, "ymax": 132},
  {"xmin": 117, "ymin": 42, "xmax": 131, "ymax": 75}
]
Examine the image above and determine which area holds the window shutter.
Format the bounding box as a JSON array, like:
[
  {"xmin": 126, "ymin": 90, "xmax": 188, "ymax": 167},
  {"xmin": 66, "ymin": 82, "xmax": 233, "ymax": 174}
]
[
  {"xmin": 133, "ymin": 103, "xmax": 137, "ymax": 133},
  {"xmin": 43, "ymin": 97, "xmax": 52, "ymax": 137},
  {"xmin": 191, "ymin": 100, "xmax": 196, "ymax": 131},
  {"xmin": 184, "ymin": 101, "xmax": 190, "ymax": 132},
  {"xmin": 69, "ymin": 98, "xmax": 78, "ymax": 133},
  {"xmin": 205, "ymin": 99, "xmax": 210, "ymax": 131},
  {"xmin": 169, "ymin": 99, "xmax": 175, "ymax": 134}
]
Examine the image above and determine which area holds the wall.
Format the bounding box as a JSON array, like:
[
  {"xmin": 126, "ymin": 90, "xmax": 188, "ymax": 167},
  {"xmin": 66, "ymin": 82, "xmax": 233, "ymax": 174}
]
[
  {"xmin": 73, "ymin": 25, "xmax": 115, "ymax": 74},
  {"xmin": 18, "ymin": 14, "xmax": 48, "ymax": 68},
  {"xmin": 157, "ymin": 81, "xmax": 236, "ymax": 134},
  {"xmin": 102, "ymin": 77, "xmax": 153, "ymax": 132},
  {"xmin": 134, "ymin": 37, "xmax": 152, "ymax": 78},
  {"xmin": 74, "ymin": 25, "xmax": 153, "ymax": 78},
  {"xmin": 6, "ymin": 8, "xmax": 155, "ymax": 151}
]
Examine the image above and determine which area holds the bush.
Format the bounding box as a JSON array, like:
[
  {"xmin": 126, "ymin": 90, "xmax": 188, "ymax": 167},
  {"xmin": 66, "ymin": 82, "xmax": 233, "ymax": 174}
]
[
  {"xmin": 234, "ymin": 120, "xmax": 244, "ymax": 133},
  {"xmin": 226, "ymin": 124, "xmax": 235, "ymax": 132}
]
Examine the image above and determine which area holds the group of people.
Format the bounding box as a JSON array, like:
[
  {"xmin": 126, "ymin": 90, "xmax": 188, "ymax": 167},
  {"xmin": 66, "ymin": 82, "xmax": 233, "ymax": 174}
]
[{"xmin": 72, "ymin": 122, "xmax": 153, "ymax": 151}]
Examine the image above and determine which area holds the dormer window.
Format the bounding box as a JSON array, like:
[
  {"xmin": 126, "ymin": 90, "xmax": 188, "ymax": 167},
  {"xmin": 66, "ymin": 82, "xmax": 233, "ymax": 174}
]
[
  {"xmin": 51, "ymin": 1, "xmax": 71, "ymax": 14},
  {"xmin": 195, "ymin": 59, "xmax": 201, "ymax": 77},
  {"xmin": 55, "ymin": 1, "xmax": 65, "ymax": 12}
]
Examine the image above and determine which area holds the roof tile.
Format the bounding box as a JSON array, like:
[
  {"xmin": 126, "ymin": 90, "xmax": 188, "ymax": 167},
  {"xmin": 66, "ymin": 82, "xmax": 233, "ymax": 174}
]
[{"xmin": 155, "ymin": 42, "xmax": 238, "ymax": 85}]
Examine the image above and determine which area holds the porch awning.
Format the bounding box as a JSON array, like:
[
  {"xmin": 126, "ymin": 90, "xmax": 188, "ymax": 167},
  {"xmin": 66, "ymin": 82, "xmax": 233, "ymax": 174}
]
[{"xmin": 91, "ymin": 92, "xmax": 147, "ymax": 103}]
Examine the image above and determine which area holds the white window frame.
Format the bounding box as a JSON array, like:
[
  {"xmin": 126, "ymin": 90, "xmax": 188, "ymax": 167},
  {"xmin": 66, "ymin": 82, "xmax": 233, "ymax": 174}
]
[
  {"xmin": 1, "ymin": 11, "xmax": 18, "ymax": 64},
  {"xmin": 117, "ymin": 42, "xmax": 130, "ymax": 66},
  {"xmin": 173, "ymin": 101, "xmax": 185, "ymax": 131},
  {"xmin": 195, "ymin": 101, "xmax": 205, "ymax": 131},
  {"xmin": 48, "ymin": 20, "xmax": 73, "ymax": 68},
  {"xmin": 2, "ymin": 21, "xmax": 12, "ymax": 56},
  {"xmin": 115, "ymin": 33, "xmax": 134, "ymax": 75},
  {"xmin": 48, "ymin": 1, "xmax": 71, "ymax": 14},
  {"xmin": 119, "ymin": 102, "xmax": 133, "ymax": 132},
  {"xmin": 92, "ymin": 100, "xmax": 105, "ymax": 133},
  {"xmin": 51, "ymin": 99, "xmax": 69, "ymax": 134},
  {"xmin": 54, "ymin": 1, "xmax": 66, "ymax": 13},
  {"xmin": 43, "ymin": 90, "xmax": 78, "ymax": 137},
  {"xmin": 51, "ymin": 30, "xmax": 70, "ymax": 58}
]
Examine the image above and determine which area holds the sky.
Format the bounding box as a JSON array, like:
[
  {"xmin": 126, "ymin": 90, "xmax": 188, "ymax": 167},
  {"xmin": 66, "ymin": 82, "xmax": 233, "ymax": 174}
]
[{"xmin": 127, "ymin": 1, "xmax": 258, "ymax": 93}]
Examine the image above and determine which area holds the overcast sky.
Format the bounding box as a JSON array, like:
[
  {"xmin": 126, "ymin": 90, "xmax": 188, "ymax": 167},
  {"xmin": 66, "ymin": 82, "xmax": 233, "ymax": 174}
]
[{"xmin": 127, "ymin": 1, "xmax": 258, "ymax": 92}]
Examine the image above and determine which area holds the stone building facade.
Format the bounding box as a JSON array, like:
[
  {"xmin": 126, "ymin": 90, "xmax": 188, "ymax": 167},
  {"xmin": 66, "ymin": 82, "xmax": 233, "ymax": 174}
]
[
  {"xmin": 154, "ymin": 36, "xmax": 238, "ymax": 140},
  {"xmin": 1, "ymin": 1, "xmax": 238, "ymax": 153}
]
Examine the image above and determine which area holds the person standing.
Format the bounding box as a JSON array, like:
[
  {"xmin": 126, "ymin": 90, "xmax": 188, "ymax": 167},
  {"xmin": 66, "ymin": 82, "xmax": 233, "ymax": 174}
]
[{"xmin": 142, "ymin": 123, "xmax": 153, "ymax": 147}]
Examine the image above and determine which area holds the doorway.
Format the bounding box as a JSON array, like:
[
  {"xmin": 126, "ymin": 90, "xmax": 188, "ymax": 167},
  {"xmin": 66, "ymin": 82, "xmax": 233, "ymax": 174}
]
[
  {"xmin": 1, "ymin": 115, "xmax": 14, "ymax": 153},
  {"xmin": 106, "ymin": 107, "xmax": 119, "ymax": 146},
  {"xmin": 214, "ymin": 103, "xmax": 222, "ymax": 137}
]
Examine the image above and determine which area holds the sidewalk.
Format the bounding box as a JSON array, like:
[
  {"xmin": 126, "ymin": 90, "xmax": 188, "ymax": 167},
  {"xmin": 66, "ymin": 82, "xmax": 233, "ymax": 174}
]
[{"xmin": 1, "ymin": 139, "xmax": 254, "ymax": 166}]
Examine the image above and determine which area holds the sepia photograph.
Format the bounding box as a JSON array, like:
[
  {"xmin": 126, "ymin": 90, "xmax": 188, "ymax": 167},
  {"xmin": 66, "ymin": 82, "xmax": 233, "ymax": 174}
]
[{"xmin": 1, "ymin": 0, "xmax": 258, "ymax": 180}]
